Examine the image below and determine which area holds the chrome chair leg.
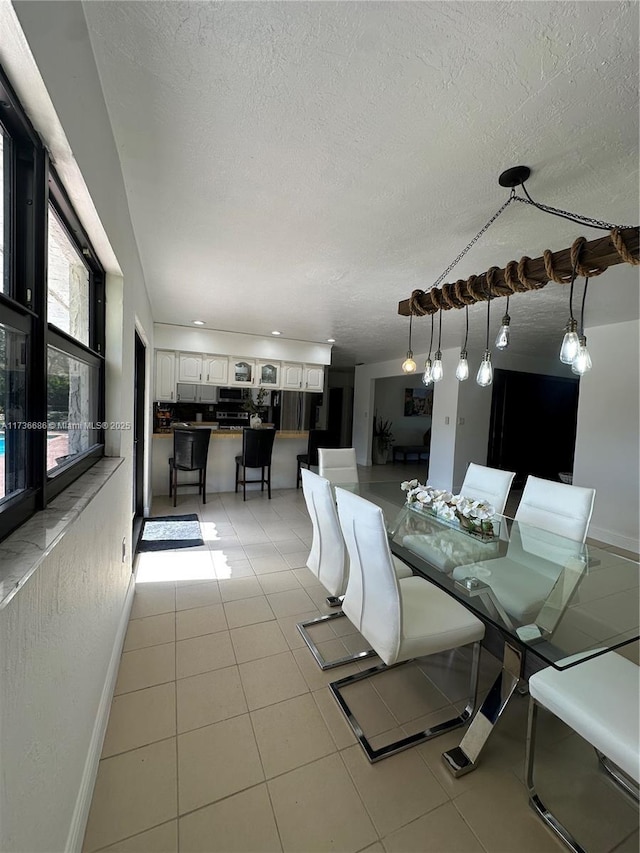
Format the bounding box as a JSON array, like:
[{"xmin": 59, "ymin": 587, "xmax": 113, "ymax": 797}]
[
  {"xmin": 595, "ymin": 749, "xmax": 640, "ymax": 801},
  {"xmin": 326, "ymin": 594, "xmax": 344, "ymax": 608},
  {"xmin": 297, "ymin": 612, "xmax": 376, "ymax": 671},
  {"xmin": 330, "ymin": 641, "xmax": 481, "ymax": 763}
]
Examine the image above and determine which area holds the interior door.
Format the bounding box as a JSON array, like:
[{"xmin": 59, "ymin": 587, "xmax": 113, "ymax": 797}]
[{"xmin": 133, "ymin": 331, "xmax": 146, "ymax": 547}]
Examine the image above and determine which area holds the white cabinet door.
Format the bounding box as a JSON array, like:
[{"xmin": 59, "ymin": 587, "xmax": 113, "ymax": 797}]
[
  {"xmin": 304, "ymin": 364, "xmax": 324, "ymax": 392},
  {"xmin": 229, "ymin": 358, "xmax": 255, "ymax": 386},
  {"xmin": 203, "ymin": 355, "xmax": 228, "ymax": 385},
  {"xmin": 155, "ymin": 350, "xmax": 176, "ymax": 401},
  {"xmin": 256, "ymin": 361, "xmax": 280, "ymax": 388},
  {"xmin": 178, "ymin": 353, "xmax": 203, "ymax": 383},
  {"xmin": 197, "ymin": 385, "xmax": 218, "ymax": 404},
  {"xmin": 281, "ymin": 362, "xmax": 304, "ymax": 390}
]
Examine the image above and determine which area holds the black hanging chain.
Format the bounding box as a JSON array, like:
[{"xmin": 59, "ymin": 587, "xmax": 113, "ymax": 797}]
[
  {"xmin": 516, "ymin": 185, "xmax": 636, "ymax": 231},
  {"xmin": 431, "ymin": 193, "xmax": 516, "ymax": 290}
]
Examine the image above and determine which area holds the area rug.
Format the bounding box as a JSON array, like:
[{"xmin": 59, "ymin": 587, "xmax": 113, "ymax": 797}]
[{"xmin": 138, "ymin": 514, "xmax": 204, "ymax": 552}]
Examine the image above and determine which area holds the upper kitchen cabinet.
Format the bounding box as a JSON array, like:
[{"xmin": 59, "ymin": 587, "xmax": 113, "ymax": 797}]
[
  {"xmin": 257, "ymin": 361, "xmax": 281, "ymax": 388},
  {"xmin": 178, "ymin": 353, "xmax": 203, "ymax": 383},
  {"xmin": 281, "ymin": 362, "xmax": 304, "ymax": 390},
  {"xmin": 304, "ymin": 364, "xmax": 324, "ymax": 392},
  {"xmin": 155, "ymin": 350, "xmax": 176, "ymax": 401},
  {"xmin": 203, "ymin": 355, "xmax": 228, "ymax": 386},
  {"xmin": 229, "ymin": 358, "xmax": 255, "ymax": 386}
]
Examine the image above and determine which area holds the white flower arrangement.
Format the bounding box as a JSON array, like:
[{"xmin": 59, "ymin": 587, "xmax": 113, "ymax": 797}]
[{"xmin": 400, "ymin": 480, "xmax": 498, "ymax": 538}]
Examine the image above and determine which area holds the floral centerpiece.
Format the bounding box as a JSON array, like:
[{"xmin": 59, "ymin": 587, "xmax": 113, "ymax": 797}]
[{"xmin": 400, "ymin": 479, "xmax": 498, "ymax": 540}]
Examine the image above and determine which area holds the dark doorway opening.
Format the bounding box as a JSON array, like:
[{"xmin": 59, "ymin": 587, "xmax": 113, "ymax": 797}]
[
  {"xmin": 488, "ymin": 369, "xmax": 579, "ymax": 488},
  {"xmin": 133, "ymin": 331, "xmax": 146, "ymax": 549}
]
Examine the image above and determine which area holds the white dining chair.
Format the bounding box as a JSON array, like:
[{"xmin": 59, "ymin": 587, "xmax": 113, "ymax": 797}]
[
  {"xmin": 526, "ymin": 652, "xmax": 639, "ymax": 852},
  {"xmin": 460, "ymin": 462, "xmax": 516, "ymax": 516},
  {"xmin": 297, "ymin": 469, "xmax": 411, "ymax": 670},
  {"xmin": 318, "ymin": 447, "xmax": 358, "ymax": 485},
  {"xmin": 452, "ymin": 476, "xmax": 596, "ymax": 623},
  {"xmin": 330, "ymin": 487, "xmax": 485, "ymax": 762},
  {"xmin": 515, "ymin": 475, "xmax": 596, "ymax": 543}
]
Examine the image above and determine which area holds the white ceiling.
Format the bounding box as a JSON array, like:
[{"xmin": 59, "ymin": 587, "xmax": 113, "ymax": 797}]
[{"xmin": 82, "ymin": 0, "xmax": 639, "ymax": 366}]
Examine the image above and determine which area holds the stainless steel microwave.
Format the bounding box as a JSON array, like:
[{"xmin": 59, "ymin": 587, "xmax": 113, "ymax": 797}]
[{"xmin": 217, "ymin": 387, "xmax": 244, "ymax": 402}]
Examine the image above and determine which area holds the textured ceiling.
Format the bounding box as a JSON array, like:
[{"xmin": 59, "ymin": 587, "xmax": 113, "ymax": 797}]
[{"xmin": 82, "ymin": 0, "xmax": 639, "ymax": 366}]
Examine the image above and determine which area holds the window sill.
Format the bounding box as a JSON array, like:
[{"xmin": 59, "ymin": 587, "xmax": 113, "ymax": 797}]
[{"xmin": 0, "ymin": 457, "xmax": 124, "ymax": 610}]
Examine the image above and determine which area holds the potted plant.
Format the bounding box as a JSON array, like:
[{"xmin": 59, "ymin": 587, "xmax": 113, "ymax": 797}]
[
  {"xmin": 242, "ymin": 387, "xmax": 268, "ymax": 427},
  {"xmin": 372, "ymin": 415, "xmax": 394, "ymax": 464}
]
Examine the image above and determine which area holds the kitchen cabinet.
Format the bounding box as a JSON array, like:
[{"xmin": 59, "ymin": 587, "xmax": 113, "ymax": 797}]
[
  {"xmin": 155, "ymin": 350, "xmax": 176, "ymax": 401},
  {"xmin": 178, "ymin": 353, "xmax": 203, "ymax": 383},
  {"xmin": 256, "ymin": 360, "xmax": 281, "ymax": 388},
  {"xmin": 281, "ymin": 362, "xmax": 304, "ymax": 390},
  {"xmin": 304, "ymin": 364, "xmax": 324, "ymax": 392},
  {"xmin": 203, "ymin": 355, "xmax": 228, "ymax": 385},
  {"xmin": 176, "ymin": 383, "xmax": 218, "ymax": 403},
  {"xmin": 229, "ymin": 358, "xmax": 255, "ymax": 386}
]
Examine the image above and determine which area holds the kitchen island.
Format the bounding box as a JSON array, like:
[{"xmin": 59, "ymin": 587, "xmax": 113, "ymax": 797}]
[{"xmin": 151, "ymin": 427, "xmax": 308, "ymax": 496}]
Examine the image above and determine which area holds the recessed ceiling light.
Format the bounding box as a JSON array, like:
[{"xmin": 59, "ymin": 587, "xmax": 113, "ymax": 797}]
[
  {"xmin": 193, "ymin": 320, "xmax": 205, "ymax": 326},
  {"xmin": 327, "ymin": 338, "xmax": 336, "ymax": 343},
  {"xmin": 271, "ymin": 330, "xmax": 282, "ymax": 336}
]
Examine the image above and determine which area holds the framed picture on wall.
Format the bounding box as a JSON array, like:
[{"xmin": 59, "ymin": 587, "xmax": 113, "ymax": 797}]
[{"xmin": 404, "ymin": 387, "xmax": 433, "ymax": 417}]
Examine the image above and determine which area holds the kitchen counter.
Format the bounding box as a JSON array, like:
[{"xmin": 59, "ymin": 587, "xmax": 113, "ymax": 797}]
[{"xmin": 151, "ymin": 429, "xmax": 309, "ymax": 495}]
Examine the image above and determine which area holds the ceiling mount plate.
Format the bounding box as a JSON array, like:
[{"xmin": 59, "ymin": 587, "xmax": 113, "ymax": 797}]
[{"xmin": 498, "ymin": 165, "xmax": 531, "ymax": 188}]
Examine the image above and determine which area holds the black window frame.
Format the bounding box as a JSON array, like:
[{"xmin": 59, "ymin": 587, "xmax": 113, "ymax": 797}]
[{"xmin": 0, "ymin": 63, "xmax": 105, "ymax": 541}]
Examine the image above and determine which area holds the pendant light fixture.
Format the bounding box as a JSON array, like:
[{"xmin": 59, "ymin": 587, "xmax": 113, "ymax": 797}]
[
  {"xmin": 571, "ymin": 277, "xmax": 592, "ymax": 375},
  {"xmin": 476, "ymin": 276, "xmax": 493, "ymax": 387},
  {"xmin": 456, "ymin": 305, "xmax": 470, "ymax": 381},
  {"xmin": 495, "ymin": 295, "xmax": 511, "ymax": 349},
  {"xmin": 431, "ymin": 308, "xmax": 444, "ymax": 382},
  {"xmin": 401, "ymin": 311, "xmax": 417, "ymax": 373},
  {"xmin": 422, "ymin": 313, "xmax": 434, "ymax": 385},
  {"xmin": 559, "ymin": 262, "xmax": 581, "ymax": 364}
]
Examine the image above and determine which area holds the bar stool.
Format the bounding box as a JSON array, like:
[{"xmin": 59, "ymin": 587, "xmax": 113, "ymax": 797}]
[
  {"xmin": 296, "ymin": 429, "xmax": 335, "ymax": 488},
  {"xmin": 235, "ymin": 428, "xmax": 276, "ymax": 501},
  {"xmin": 168, "ymin": 428, "xmax": 211, "ymax": 507}
]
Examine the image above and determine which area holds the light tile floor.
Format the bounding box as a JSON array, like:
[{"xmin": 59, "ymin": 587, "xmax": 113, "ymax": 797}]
[{"xmin": 83, "ymin": 466, "xmax": 639, "ymax": 853}]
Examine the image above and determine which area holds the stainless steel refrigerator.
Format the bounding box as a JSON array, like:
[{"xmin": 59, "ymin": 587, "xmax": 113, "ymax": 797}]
[{"xmin": 278, "ymin": 391, "xmax": 322, "ymax": 431}]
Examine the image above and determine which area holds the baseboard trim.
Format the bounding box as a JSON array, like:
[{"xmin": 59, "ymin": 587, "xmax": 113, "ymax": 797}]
[
  {"xmin": 65, "ymin": 576, "xmax": 136, "ymax": 853},
  {"xmin": 589, "ymin": 525, "xmax": 639, "ymax": 555}
]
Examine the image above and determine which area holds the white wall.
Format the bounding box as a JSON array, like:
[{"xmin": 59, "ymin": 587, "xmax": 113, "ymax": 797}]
[
  {"xmin": 0, "ymin": 464, "xmax": 132, "ymax": 853},
  {"xmin": 1, "ymin": 3, "xmax": 155, "ymax": 850},
  {"xmin": 573, "ymin": 319, "xmax": 639, "ymax": 550}
]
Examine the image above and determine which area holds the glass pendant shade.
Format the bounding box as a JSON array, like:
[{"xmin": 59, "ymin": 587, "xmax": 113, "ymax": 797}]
[
  {"xmin": 422, "ymin": 358, "xmax": 433, "ymax": 385},
  {"xmin": 431, "ymin": 350, "xmax": 443, "ymax": 382},
  {"xmin": 476, "ymin": 350, "xmax": 493, "ymax": 387},
  {"xmin": 402, "ymin": 351, "xmax": 417, "ymax": 373},
  {"xmin": 495, "ymin": 314, "xmax": 510, "ymax": 349},
  {"xmin": 455, "ymin": 350, "xmax": 469, "ymax": 381},
  {"xmin": 571, "ymin": 336, "xmax": 592, "ymax": 375},
  {"xmin": 560, "ymin": 318, "xmax": 580, "ymax": 364}
]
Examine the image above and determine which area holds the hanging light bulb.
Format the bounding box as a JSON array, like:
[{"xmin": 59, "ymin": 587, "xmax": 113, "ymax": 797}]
[
  {"xmin": 456, "ymin": 350, "xmax": 469, "ymax": 381},
  {"xmin": 421, "ymin": 312, "xmax": 435, "ymax": 385},
  {"xmin": 559, "ymin": 262, "xmax": 581, "ymax": 364},
  {"xmin": 431, "ymin": 308, "xmax": 444, "ymax": 382},
  {"xmin": 571, "ymin": 336, "xmax": 592, "ymax": 375},
  {"xmin": 476, "ymin": 351, "xmax": 493, "ymax": 386},
  {"xmin": 401, "ymin": 312, "xmax": 417, "ymax": 373},
  {"xmin": 495, "ymin": 297, "xmax": 511, "ymax": 349},
  {"xmin": 560, "ymin": 318, "xmax": 580, "ymax": 364},
  {"xmin": 571, "ymin": 278, "xmax": 592, "ymax": 376},
  {"xmin": 431, "ymin": 351, "xmax": 443, "ymax": 382},
  {"xmin": 456, "ymin": 305, "xmax": 470, "ymax": 381},
  {"xmin": 476, "ymin": 275, "xmax": 494, "ymax": 387}
]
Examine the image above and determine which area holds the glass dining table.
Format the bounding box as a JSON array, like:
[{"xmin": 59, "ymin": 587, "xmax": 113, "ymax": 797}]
[{"xmin": 349, "ymin": 481, "xmax": 640, "ymax": 777}]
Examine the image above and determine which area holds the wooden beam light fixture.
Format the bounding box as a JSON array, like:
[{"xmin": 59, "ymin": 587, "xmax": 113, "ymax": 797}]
[{"xmin": 398, "ymin": 167, "xmax": 639, "ymax": 318}]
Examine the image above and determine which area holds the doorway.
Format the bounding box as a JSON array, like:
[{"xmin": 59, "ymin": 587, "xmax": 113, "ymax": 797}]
[
  {"xmin": 133, "ymin": 330, "xmax": 146, "ymax": 547},
  {"xmin": 487, "ymin": 368, "xmax": 579, "ymax": 487}
]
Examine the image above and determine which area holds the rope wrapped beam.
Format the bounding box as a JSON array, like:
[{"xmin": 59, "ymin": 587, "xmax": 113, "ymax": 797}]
[{"xmin": 398, "ymin": 227, "xmax": 639, "ymax": 317}]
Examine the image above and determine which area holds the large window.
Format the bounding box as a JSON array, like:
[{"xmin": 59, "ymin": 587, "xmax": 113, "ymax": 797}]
[{"xmin": 0, "ymin": 64, "xmax": 105, "ymax": 541}]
